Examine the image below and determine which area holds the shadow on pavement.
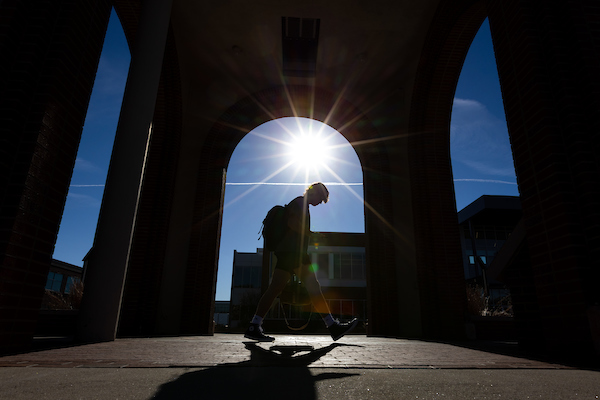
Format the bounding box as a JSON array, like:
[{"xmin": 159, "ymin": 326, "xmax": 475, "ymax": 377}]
[
  {"xmin": 445, "ymin": 340, "xmax": 600, "ymax": 371},
  {"xmin": 151, "ymin": 342, "xmax": 362, "ymax": 400}
]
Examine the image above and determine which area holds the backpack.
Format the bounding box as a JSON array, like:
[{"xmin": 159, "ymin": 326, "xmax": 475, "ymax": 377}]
[{"xmin": 259, "ymin": 205, "xmax": 288, "ymax": 251}]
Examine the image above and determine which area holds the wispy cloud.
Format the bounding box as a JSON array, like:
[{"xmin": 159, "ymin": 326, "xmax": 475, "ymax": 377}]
[
  {"xmin": 74, "ymin": 158, "xmax": 103, "ymax": 174},
  {"xmin": 66, "ymin": 192, "xmax": 101, "ymax": 207},
  {"xmin": 226, "ymin": 182, "xmax": 362, "ymax": 186},
  {"xmin": 70, "ymin": 184, "xmax": 105, "ymax": 187},
  {"xmin": 451, "ymin": 97, "xmax": 515, "ymax": 179},
  {"xmin": 459, "ymin": 159, "xmax": 516, "ymax": 177},
  {"xmin": 451, "ymin": 98, "xmax": 507, "ymax": 152},
  {"xmin": 83, "ymin": 57, "xmax": 128, "ymax": 123},
  {"xmin": 453, "ymin": 98, "xmax": 484, "ymax": 109},
  {"xmin": 95, "ymin": 57, "xmax": 129, "ymax": 97},
  {"xmin": 454, "ymin": 178, "xmax": 517, "ymax": 185}
]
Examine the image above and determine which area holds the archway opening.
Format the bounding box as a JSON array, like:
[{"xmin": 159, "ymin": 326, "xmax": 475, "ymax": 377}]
[
  {"xmin": 451, "ymin": 18, "xmax": 519, "ymax": 210},
  {"xmin": 450, "ymin": 18, "xmax": 520, "ymax": 324},
  {"xmin": 216, "ymin": 117, "xmax": 366, "ymax": 332},
  {"xmin": 51, "ymin": 8, "xmax": 129, "ymax": 301}
]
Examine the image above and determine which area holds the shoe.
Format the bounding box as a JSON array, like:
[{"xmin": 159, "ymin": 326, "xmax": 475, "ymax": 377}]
[
  {"xmin": 244, "ymin": 323, "xmax": 275, "ymax": 342},
  {"xmin": 329, "ymin": 318, "xmax": 359, "ymax": 341}
]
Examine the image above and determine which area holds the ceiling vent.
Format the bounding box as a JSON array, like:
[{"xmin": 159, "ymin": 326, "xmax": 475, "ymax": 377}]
[{"xmin": 282, "ymin": 17, "xmax": 320, "ymax": 77}]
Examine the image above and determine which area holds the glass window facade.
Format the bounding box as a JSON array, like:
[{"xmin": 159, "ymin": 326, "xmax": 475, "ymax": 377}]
[
  {"xmin": 64, "ymin": 276, "xmax": 80, "ymax": 294},
  {"xmin": 328, "ymin": 252, "xmax": 365, "ymax": 280},
  {"xmin": 45, "ymin": 272, "xmax": 63, "ymax": 292}
]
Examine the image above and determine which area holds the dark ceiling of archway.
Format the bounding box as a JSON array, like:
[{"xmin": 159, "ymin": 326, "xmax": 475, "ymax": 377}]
[{"xmin": 168, "ymin": 0, "xmax": 442, "ymax": 126}]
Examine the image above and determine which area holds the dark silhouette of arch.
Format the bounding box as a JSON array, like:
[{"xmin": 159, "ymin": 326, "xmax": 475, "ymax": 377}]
[
  {"xmin": 180, "ymin": 85, "xmax": 396, "ymax": 335},
  {"xmin": 407, "ymin": 0, "xmax": 488, "ymax": 337},
  {"xmin": 2, "ymin": 0, "xmax": 599, "ymax": 360}
]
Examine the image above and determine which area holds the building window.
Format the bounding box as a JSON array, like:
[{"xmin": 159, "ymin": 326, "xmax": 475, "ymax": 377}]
[
  {"xmin": 352, "ymin": 253, "xmax": 366, "ymax": 279},
  {"xmin": 332, "ymin": 252, "xmax": 366, "ymax": 280},
  {"xmin": 45, "ymin": 272, "xmax": 63, "ymax": 292},
  {"xmin": 64, "ymin": 277, "xmax": 80, "ymax": 294},
  {"xmin": 468, "ymin": 255, "xmax": 487, "ymax": 265}
]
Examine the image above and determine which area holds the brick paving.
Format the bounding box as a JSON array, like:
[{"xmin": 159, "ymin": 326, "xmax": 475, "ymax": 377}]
[{"xmin": 0, "ymin": 334, "xmax": 573, "ymax": 370}]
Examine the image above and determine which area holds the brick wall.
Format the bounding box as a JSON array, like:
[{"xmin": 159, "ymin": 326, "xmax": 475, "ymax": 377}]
[
  {"xmin": 408, "ymin": 0, "xmax": 487, "ymax": 339},
  {"xmin": 488, "ymin": 0, "xmax": 600, "ymax": 356},
  {"xmin": 102, "ymin": 0, "xmax": 186, "ymax": 338},
  {"xmin": 117, "ymin": 26, "xmax": 183, "ymax": 337},
  {"xmin": 0, "ymin": 0, "xmax": 111, "ymax": 354}
]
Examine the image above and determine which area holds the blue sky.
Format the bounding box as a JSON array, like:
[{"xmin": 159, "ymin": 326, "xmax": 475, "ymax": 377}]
[{"xmin": 52, "ymin": 11, "xmax": 518, "ymax": 301}]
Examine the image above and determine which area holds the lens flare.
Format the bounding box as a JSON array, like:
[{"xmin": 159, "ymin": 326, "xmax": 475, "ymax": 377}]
[{"xmin": 289, "ymin": 133, "xmax": 331, "ymax": 170}]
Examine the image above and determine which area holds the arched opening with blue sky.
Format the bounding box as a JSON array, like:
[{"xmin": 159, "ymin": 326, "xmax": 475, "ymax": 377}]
[
  {"xmin": 451, "ymin": 18, "xmax": 519, "ymax": 210},
  {"xmin": 52, "ymin": 9, "xmax": 129, "ymax": 266},
  {"xmin": 53, "ymin": 9, "xmax": 517, "ymax": 303},
  {"xmin": 216, "ymin": 117, "xmax": 365, "ymax": 301}
]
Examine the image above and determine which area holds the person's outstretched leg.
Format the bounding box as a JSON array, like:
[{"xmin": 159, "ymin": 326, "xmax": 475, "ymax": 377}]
[
  {"xmin": 299, "ymin": 263, "xmax": 358, "ymax": 341},
  {"xmin": 244, "ymin": 269, "xmax": 290, "ymax": 342}
]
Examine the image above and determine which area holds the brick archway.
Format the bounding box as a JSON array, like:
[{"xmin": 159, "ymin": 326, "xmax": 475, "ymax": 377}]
[
  {"xmin": 120, "ymin": 0, "xmax": 493, "ymax": 340},
  {"xmin": 180, "ymin": 85, "xmax": 399, "ymax": 335},
  {"xmin": 406, "ymin": 0, "xmax": 488, "ymax": 338},
  {"xmin": 4, "ymin": 0, "xmax": 598, "ymax": 358}
]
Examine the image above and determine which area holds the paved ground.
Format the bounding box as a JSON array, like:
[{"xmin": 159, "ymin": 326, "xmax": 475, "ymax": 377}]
[{"xmin": 0, "ymin": 334, "xmax": 599, "ymax": 399}]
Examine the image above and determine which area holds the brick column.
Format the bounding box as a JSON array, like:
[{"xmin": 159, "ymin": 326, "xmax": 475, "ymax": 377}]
[
  {"xmin": 488, "ymin": 0, "xmax": 600, "ymax": 356},
  {"xmin": 118, "ymin": 28, "xmax": 182, "ymax": 337},
  {"xmin": 408, "ymin": 0, "xmax": 487, "ymax": 339},
  {"xmin": 362, "ymin": 149, "xmax": 400, "ymax": 336},
  {"xmin": 0, "ymin": 0, "xmax": 111, "ymax": 354},
  {"xmin": 77, "ymin": 0, "xmax": 173, "ymax": 343}
]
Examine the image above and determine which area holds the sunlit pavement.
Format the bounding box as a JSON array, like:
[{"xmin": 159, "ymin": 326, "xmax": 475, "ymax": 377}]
[{"xmin": 0, "ymin": 334, "xmax": 599, "ymax": 399}]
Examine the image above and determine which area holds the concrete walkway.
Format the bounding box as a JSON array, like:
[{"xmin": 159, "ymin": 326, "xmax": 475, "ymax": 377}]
[{"xmin": 0, "ymin": 334, "xmax": 598, "ymax": 399}]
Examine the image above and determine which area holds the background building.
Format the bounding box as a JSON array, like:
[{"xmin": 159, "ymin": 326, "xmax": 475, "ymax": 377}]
[
  {"xmin": 37, "ymin": 259, "xmax": 84, "ymax": 337},
  {"xmin": 305, "ymin": 232, "xmax": 367, "ymax": 325},
  {"xmin": 458, "ymin": 195, "xmax": 521, "ymax": 313},
  {"xmin": 229, "ymin": 250, "xmax": 264, "ymax": 329},
  {"xmin": 229, "ymin": 233, "xmax": 367, "ymax": 333},
  {"xmin": 45, "ymin": 259, "xmax": 84, "ymax": 296},
  {"xmin": 213, "ymin": 301, "xmax": 230, "ymax": 330}
]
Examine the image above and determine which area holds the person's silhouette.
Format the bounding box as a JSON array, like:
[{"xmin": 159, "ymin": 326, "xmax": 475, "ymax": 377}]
[{"xmin": 244, "ymin": 182, "xmax": 358, "ymax": 342}]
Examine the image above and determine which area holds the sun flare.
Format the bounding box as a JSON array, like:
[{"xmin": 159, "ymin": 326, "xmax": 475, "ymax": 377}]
[{"xmin": 288, "ymin": 133, "xmax": 331, "ymax": 170}]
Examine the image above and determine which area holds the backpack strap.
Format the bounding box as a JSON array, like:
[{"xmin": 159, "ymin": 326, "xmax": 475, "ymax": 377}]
[{"xmin": 279, "ymin": 301, "xmax": 313, "ymax": 331}]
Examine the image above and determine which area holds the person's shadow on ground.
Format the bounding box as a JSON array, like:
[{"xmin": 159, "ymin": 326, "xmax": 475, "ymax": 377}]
[{"xmin": 151, "ymin": 342, "xmax": 362, "ymax": 399}]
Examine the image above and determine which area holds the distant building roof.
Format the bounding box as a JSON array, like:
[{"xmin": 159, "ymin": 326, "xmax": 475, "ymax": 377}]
[
  {"xmin": 50, "ymin": 259, "xmax": 83, "ymax": 274},
  {"xmin": 233, "ymin": 248, "xmax": 263, "ymax": 256},
  {"xmin": 458, "ymin": 195, "xmax": 521, "ymax": 224},
  {"xmin": 309, "ymin": 232, "xmax": 365, "ymax": 247}
]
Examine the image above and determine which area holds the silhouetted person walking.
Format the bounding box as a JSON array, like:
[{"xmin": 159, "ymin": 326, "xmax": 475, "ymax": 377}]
[{"xmin": 244, "ymin": 182, "xmax": 358, "ymax": 342}]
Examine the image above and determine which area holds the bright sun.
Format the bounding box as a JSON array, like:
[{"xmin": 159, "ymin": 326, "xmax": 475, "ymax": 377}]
[{"xmin": 288, "ymin": 133, "xmax": 331, "ymax": 170}]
